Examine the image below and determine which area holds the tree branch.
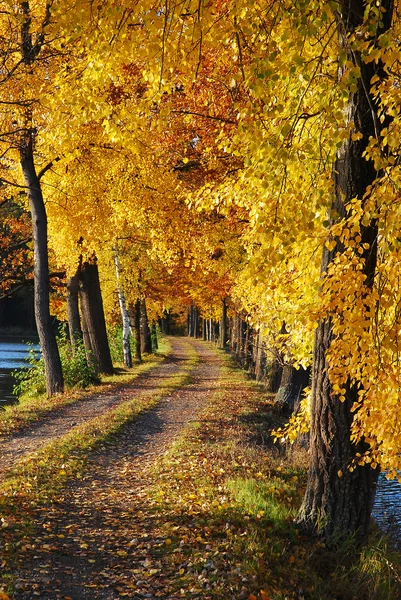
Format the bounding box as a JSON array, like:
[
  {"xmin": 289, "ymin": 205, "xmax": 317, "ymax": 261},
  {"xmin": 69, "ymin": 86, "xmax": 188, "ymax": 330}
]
[
  {"xmin": 38, "ymin": 156, "xmax": 60, "ymax": 180},
  {"xmin": 171, "ymin": 110, "xmax": 236, "ymax": 124}
]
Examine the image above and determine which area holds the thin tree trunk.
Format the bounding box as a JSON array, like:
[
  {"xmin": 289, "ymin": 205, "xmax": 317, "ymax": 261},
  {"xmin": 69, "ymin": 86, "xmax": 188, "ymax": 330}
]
[
  {"xmin": 79, "ymin": 258, "xmax": 114, "ymax": 375},
  {"xmin": 67, "ymin": 262, "xmax": 83, "ymax": 350},
  {"xmin": 297, "ymin": 0, "xmax": 393, "ymax": 542},
  {"xmin": 240, "ymin": 317, "xmax": 247, "ymax": 366},
  {"xmin": 219, "ymin": 298, "xmax": 227, "ymax": 349},
  {"xmin": 141, "ymin": 299, "xmax": 152, "ymax": 354},
  {"xmin": 202, "ymin": 318, "xmax": 207, "ymax": 341},
  {"xmin": 113, "ymin": 248, "xmax": 132, "ymax": 368},
  {"xmin": 151, "ymin": 322, "xmax": 158, "ymax": 350},
  {"xmin": 19, "ymin": 133, "xmax": 64, "ymax": 396},
  {"xmin": 133, "ymin": 299, "xmax": 142, "ymax": 362}
]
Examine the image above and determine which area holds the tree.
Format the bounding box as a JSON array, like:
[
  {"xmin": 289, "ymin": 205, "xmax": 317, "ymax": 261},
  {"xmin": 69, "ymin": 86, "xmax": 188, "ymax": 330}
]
[
  {"xmin": 79, "ymin": 258, "xmax": 114, "ymax": 375},
  {"xmin": 296, "ymin": 0, "xmax": 395, "ymax": 542},
  {"xmin": 0, "ymin": 0, "xmax": 67, "ymax": 394},
  {"xmin": 20, "ymin": 132, "xmax": 64, "ymax": 394},
  {"xmin": 0, "ymin": 197, "xmax": 33, "ymax": 298}
]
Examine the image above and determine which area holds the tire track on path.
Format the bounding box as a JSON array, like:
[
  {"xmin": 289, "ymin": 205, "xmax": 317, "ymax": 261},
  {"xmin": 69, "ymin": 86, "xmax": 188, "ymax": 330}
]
[{"xmin": 12, "ymin": 338, "xmax": 222, "ymax": 600}]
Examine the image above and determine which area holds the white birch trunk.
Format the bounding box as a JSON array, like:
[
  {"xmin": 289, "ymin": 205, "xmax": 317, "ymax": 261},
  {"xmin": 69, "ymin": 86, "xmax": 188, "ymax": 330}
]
[{"xmin": 113, "ymin": 248, "xmax": 133, "ymax": 368}]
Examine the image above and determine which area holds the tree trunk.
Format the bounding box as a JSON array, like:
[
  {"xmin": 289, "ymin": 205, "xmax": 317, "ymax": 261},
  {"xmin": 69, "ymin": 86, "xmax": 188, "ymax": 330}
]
[
  {"xmin": 246, "ymin": 327, "xmax": 256, "ymax": 375},
  {"xmin": 19, "ymin": 133, "xmax": 64, "ymax": 396},
  {"xmin": 187, "ymin": 307, "xmax": 191, "ymax": 337},
  {"xmin": 160, "ymin": 309, "xmax": 170, "ymax": 335},
  {"xmin": 297, "ymin": 0, "xmax": 393, "ymax": 542},
  {"xmin": 79, "ymin": 258, "xmax": 114, "ymax": 375},
  {"xmin": 275, "ymin": 363, "xmax": 310, "ymax": 415},
  {"xmin": 219, "ymin": 298, "xmax": 227, "ymax": 349},
  {"xmin": 202, "ymin": 318, "xmax": 207, "ymax": 341},
  {"xmin": 80, "ymin": 300, "xmax": 93, "ymax": 366},
  {"xmin": 67, "ymin": 263, "xmax": 83, "ymax": 350},
  {"xmin": 240, "ymin": 317, "xmax": 247, "ymax": 366},
  {"xmin": 141, "ymin": 299, "xmax": 152, "ymax": 354},
  {"xmin": 113, "ymin": 248, "xmax": 132, "ymax": 368},
  {"xmin": 265, "ymin": 350, "xmax": 283, "ymax": 393},
  {"xmin": 151, "ymin": 322, "xmax": 158, "ymax": 350},
  {"xmin": 133, "ymin": 299, "xmax": 142, "ymax": 362}
]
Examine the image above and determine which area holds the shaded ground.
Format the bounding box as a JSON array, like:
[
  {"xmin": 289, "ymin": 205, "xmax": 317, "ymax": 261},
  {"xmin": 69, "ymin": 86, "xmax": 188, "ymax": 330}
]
[{"xmin": 8, "ymin": 337, "xmax": 222, "ymax": 599}]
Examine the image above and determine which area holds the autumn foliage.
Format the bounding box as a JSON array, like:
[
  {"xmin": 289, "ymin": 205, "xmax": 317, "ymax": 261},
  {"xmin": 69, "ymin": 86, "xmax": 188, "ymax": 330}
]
[{"xmin": 1, "ymin": 0, "xmax": 401, "ymax": 540}]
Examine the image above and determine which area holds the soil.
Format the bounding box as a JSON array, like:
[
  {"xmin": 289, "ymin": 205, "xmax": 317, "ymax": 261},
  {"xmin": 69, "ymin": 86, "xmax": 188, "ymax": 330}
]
[{"xmin": 4, "ymin": 337, "xmax": 223, "ymax": 599}]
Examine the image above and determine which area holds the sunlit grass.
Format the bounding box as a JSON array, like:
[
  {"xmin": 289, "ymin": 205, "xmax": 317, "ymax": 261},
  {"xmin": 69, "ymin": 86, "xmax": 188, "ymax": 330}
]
[{"xmin": 227, "ymin": 478, "xmax": 295, "ymax": 523}]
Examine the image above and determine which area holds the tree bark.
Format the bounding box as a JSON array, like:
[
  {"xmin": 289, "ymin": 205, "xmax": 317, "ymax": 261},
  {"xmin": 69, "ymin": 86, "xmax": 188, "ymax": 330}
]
[
  {"xmin": 297, "ymin": 0, "xmax": 393, "ymax": 542},
  {"xmin": 160, "ymin": 309, "xmax": 170, "ymax": 335},
  {"xmin": 219, "ymin": 298, "xmax": 227, "ymax": 349},
  {"xmin": 194, "ymin": 307, "xmax": 199, "ymax": 338},
  {"xmin": 133, "ymin": 298, "xmax": 142, "ymax": 362},
  {"xmin": 19, "ymin": 133, "xmax": 64, "ymax": 395},
  {"xmin": 275, "ymin": 363, "xmax": 310, "ymax": 415},
  {"xmin": 140, "ymin": 299, "xmax": 152, "ymax": 354},
  {"xmin": 67, "ymin": 260, "xmax": 83, "ymax": 350},
  {"xmin": 265, "ymin": 350, "xmax": 283, "ymax": 393},
  {"xmin": 113, "ymin": 248, "xmax": 132, "ymax": 368},
  {"xmin": 151, "ymin": 322, "xmax": 158, "ymax": 350},
  {"xmin": 80, "ymin": 299, "xmax": 93, "ymax": 366},
  {"xmin": 79, "ymin": 258, "xmax": 114, "ymax": 375}
]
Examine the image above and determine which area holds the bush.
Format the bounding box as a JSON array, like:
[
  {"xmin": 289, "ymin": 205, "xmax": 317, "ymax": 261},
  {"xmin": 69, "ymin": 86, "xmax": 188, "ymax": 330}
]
[
  {"xmin": 107, "ymin": 324, "xmax": 125, "ymax": 363},
  {"xmin": 13, "ymin": 344, "xmax": 46, "ymax": 397},
  {"xmin": 13, "ymin": 330, "xmax": 99, "ymax": 397}
]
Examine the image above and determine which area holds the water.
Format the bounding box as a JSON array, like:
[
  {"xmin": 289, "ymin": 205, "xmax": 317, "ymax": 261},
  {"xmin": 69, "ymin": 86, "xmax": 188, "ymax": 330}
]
[
  {"xmin": 0, "ymin": 338, "xmax": 40, "ymax": 407},
  {"xmin": 373, "ymin": 473, "xmax": 401, "ymax": 544}
]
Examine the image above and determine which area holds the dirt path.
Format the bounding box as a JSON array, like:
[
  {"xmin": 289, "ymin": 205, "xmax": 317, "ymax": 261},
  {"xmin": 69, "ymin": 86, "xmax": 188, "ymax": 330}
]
[
  {"xmin": 10, "ymin": 337, "xmax": 222, "ymax": 599},
  {"xmin": 0, "ymin": 337, "xmax": 195, "ymax": 476}
]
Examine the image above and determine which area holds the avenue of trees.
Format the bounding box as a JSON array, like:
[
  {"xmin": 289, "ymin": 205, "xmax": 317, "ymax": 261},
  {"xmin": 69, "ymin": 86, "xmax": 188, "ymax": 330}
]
[{"xmin": 1, "ymin": 0, "xmax": 401, "ymax": 544}]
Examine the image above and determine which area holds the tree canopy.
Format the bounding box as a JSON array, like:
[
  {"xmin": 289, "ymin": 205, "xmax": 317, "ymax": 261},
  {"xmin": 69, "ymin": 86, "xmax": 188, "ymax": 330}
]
[{"xmin": 1, "ymin": 0, "xmax": 401, "ymax": 541}]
